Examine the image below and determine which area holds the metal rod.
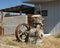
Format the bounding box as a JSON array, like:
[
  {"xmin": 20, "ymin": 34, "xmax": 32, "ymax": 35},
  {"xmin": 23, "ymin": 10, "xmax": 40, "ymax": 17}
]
[{"xmin": 39, "ymin": 4, "xmax": 42, "ymax": 15}]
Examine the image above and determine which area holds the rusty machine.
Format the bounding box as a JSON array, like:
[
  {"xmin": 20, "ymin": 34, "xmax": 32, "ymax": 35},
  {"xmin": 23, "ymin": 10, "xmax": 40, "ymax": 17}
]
[
  {"xmin": 15, "ymin": 4, "xmax": 45, "ymax": 44},
  {"xmin": 15, "ymin": 14, "xmax": 44, "ymax": 43}
]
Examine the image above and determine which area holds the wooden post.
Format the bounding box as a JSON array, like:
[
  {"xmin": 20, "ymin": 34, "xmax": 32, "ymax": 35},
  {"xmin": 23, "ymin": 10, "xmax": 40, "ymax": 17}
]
[
  {"xmin": 1, "ymin": 11, "xmax": 4, "ymax": 36},
  {"xmin": 0, "ymin": 11, "xmax": 4, "ymax": 36}
]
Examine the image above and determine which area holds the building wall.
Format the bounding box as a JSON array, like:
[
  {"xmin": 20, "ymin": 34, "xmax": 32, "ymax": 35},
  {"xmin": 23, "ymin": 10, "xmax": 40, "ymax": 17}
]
[
  {"xmin": 41, "ymin": 0, "xmax": 60, "ymax": 35},
  {"xmin": 3, "ymin": 15, "xmax": 28, "ymax": 35}
]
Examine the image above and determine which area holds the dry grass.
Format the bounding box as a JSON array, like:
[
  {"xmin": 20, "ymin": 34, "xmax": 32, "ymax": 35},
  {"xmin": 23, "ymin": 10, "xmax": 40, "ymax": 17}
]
[
  {"xmin": 42, "ymin": 36, "xmax": 60, "ymax": 48},
  {"xmin": 55, "ymin": 33, "xmax": 60, "ymax": 38},
  {"xmin": 0, "ymin": 35, "xmax": 60, "ymax": 48}
]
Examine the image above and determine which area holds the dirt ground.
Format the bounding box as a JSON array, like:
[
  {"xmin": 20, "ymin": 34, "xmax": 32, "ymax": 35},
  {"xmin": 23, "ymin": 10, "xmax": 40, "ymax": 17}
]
[{"xmin": 0, "ymin": 35, "xmax": 60, "ymax": 48}]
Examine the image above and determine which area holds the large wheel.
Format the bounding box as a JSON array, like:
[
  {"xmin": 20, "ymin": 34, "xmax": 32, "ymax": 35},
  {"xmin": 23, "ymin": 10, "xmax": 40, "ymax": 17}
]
[{"xmin": 15, "ymin": 24, "xmax": 29, "ymax": 42}]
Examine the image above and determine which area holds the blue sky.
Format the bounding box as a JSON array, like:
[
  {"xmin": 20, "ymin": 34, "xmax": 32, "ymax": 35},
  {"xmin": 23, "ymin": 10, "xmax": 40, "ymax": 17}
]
[
  {"xmin": 0, "ymin": 0, "xmax": 22, "ymax": 9},
  {"xmin": 0, "ymin": 0, "xmax": 34, "ymax": 10}
]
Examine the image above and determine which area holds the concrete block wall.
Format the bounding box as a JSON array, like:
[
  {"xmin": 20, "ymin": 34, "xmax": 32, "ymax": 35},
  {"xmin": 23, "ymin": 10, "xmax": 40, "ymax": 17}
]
[{"xmin": 3, "ymin": 15, "xmax": 28, "ymax": 35}]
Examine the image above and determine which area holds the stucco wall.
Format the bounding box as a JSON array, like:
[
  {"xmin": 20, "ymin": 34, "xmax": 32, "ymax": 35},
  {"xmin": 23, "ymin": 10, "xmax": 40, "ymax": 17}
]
[
  {"xmin": 3, "ymin": 15, "xmax": 28, "ymax": 35},
  {"xmin": 41, "ymin": 0, "xmax": 60, "ymax": 35}
]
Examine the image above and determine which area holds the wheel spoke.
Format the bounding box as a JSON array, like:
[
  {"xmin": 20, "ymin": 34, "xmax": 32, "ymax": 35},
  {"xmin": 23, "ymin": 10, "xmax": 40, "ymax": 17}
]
[{"xmin": 15, "ymin": 24, "xmax": 29, "ymax": 42}]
